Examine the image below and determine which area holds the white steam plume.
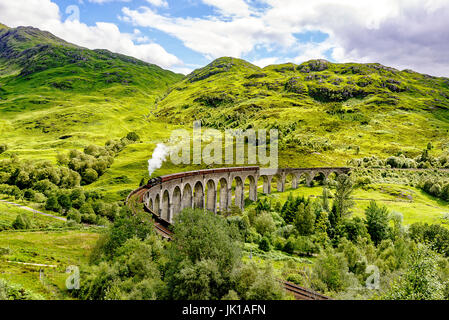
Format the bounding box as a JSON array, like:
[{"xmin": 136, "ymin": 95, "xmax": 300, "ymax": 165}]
[{"xmin": 148, "ymin": 143, "xmax": 170, "ymax": 177}]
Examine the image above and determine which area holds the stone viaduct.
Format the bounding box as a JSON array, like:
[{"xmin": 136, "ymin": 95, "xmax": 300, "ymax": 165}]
[{"xmin": 141, "ymin": 166, "xmax": 350, "ymax": 224}]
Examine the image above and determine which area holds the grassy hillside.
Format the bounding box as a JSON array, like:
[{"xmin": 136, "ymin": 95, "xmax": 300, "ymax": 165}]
[
  {"xmin": 0, "ymin": 24, "xmax": 186, "ymax": 198},
  {"xmin": 0, "ymin": 24, "xmax": 183, "ymax": 164},
  {"xmin": 155, "ymin": 57, "xmax": 449, "ymax": 167},
  {"xmin": 1, "ymin": 25, "xmax": 449, "ymax": 198}
]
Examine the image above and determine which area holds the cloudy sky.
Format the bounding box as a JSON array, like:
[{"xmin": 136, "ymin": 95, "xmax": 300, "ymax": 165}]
[{"xmin": 0, "ymin": 0, "xmax": 449, "ymax": 76}]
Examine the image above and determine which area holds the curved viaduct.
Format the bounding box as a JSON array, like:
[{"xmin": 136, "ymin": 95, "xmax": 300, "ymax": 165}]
[{"xmin": 139, "ymin": 166, "xmax": 350, "ymax": 224}]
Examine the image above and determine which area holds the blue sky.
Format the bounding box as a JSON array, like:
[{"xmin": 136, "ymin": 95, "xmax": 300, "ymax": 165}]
[{"xmin": 1, "ymin": 0, "xmax": 449, "ymax": 76}]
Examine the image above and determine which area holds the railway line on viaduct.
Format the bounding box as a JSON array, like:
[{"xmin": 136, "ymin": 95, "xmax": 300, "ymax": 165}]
[{"xmin": 127, "ymin": 166, "xmax": 351, "ymax": 300}]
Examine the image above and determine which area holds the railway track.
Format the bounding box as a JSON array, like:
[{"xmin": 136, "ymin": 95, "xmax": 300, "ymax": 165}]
[
  {"xmin": 282, "ymin": 281, "xmax": 330, "ymax": 300},
  {"xmin": 127, "ymin": 186, "xmax": 330, "ymax": 300}
]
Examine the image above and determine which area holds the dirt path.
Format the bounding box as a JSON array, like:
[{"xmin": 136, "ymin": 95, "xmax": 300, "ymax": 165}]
[{"xmin": 0, "ymin": 199, "xmax": 67, "ymax": 222}]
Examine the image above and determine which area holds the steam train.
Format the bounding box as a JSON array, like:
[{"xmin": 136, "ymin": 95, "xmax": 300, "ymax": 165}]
[
  {"xmin": 144, "ymin": 167, "xmax": 260, "ymax": 190},
  {"xmin": 145, "ymin": 177, "xmax": 162, "ymax": 188}
]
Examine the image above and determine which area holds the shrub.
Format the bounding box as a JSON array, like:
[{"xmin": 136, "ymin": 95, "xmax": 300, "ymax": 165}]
[
  {"xmin": 283, "ymin": 237, "xmax": 295, "ymax": 254},
  {"xmin": 57, "ymin": 193, "xmax": 72, "ymax": 214},
  {"xmin": 12, "ymin": 214, "xmax": 32, "ymax": 230},
  {"xmin": 45, "ymin": 194, "xmax": 60, "ymax": 212},
  {"xmin": 80, "ymin": 203, "xmax": 95, "ymax": 215},
  {"xmin": 82, "ymin": 168, "xmax": 99, "ymax": 185},
  {"xmin": 67, "ymin": 208, "xmax": 81, "ymax": 223},
  {"xmin": 259, "ymin": 236, "xmax": 271, "ymax": 252},
  {"xmin": 254, "ymin": 212, "xmax": 276, "ymax": 236},
  {"xmin": 33, "ymin": 192, "xmax": 46, "ymax": 203},
  {"xmin": 23, "ymin": 189, "xmax": 35, "ymax": 200},
  {"xmin": 82, "ymin": 213, "xmax": 98, "ymax": 225},
  {"xmin": 295, "ymin": 236, "xmax": 319, "ymax": 256},
  {"xmin": 126, "ymin": 132, "xmax": 140, "ymax": 142},
  {"xmin": 312, "ymin": 248, "xmax": 349, "ymax": 292}
]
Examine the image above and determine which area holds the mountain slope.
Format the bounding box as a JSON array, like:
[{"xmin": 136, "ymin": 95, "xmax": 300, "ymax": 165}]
[
  {"xmin": 0, "ymin": 24, "xmax": 184, "ymax": 164},
  {"xmin": 154, "ymin": 57, "xmax": 449, "ymax": 166}
]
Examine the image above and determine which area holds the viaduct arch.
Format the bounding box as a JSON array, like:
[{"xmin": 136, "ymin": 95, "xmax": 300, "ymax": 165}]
[{"xmin": 139, "ymin": 166, "xmax": 350, "ymax": 224}]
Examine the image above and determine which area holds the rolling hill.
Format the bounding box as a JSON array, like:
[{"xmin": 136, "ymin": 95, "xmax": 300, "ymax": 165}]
[
  {"xmin": 0, "ymin": 24, "xmax": 183, "ymax": 162},
  {"xmin": 1, "ymin": 24, "xmax": 449, "ymax": 197},
  {"xmin": 155, "ymin": 57, "xmax": 449, "ymax": 167}
]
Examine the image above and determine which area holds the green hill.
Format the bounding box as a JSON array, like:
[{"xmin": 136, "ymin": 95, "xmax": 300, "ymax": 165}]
[
  {"xmin": 155, "ymin": 57, "xmax": 449, "ymax": 167},
  {"xmin": 1, "ymin": 25, "xmax": 449, "ymax": 196},
  {"xmin": 0, "ymin": 24, "xmax": 183, "ymax": 163}
]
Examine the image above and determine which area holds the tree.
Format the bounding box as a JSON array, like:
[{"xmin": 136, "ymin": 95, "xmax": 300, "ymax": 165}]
[
  {"xmin": 164, "ymin": 208, "xmax": 242, "ymax": 300},
  {"xmin": 312, "ymin": 247, "xmax": 349, "ymax": 293},
  {"xmin": 254, "ymin": 211, "xmax": 276, "ymax": 236},
  {"xmin": 97, "ymin": 206, "xmax": 154, "ymax": 260},
  {"xmin": 259, "ymin": 236, "xmax": 271, "ymax": 252},
  {"xmin": 82, "ymin": 168, "xmax": 98, "ymax": 184},
  {"xmin": 321, "ymin": 187, "xmax": 330, "ymax": 212},
  {"xmin": 80, "ymin": 203, "xmax": 95, "ymax": 216},
  {"xmin": 294, "ymin": 202, "xmax": 315, "ymax": 236},
  {"xmin": 67, "ymin": 208, "xmax": 81, "ymax": 223},
  {"xmin": 45, "ymin": 194, "xmax": 60, "ymax": 212},
  {"xmin": 77, "ymin": 236, "xmax": 164, "ymax": 300},
  {"xmin": 341, "ymin": 217, "xmax": 368, "ymax": 242},
  {"xmin": 383, "ymin": 244, "xmax": 444, "ymax": 300},
  {"xmin": 58, "ymin": 193, "xmax": 72, "ymax": 214},
  {"xmin": 365, "ymin": 201, "xmax": 391, "ymax": 245},
  {"xmin": 328, "ymin": 203, "xmax": 341, "ymax": 240},
  {"xmin": 315, "ymin": 211, "xmax": 330, "ymax": 247},
  {"xmin": 333, "ymin": 174, "xmax": 354, "ymax": 218}
]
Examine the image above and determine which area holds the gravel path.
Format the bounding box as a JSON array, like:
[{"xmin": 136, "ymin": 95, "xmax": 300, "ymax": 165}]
[{"xmin": 0, "ymin": 199, "xmax": 67, "ymax": 222}]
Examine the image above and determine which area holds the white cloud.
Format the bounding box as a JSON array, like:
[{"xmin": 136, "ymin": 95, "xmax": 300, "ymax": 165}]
[
  {"xmin": 201, "ymin": 0, "xmax": 250, "ymax": 17},
  {"xmin": 88, "ymin": 0, "xmax": 131, "ymax": 3},
  {"xmin": 2, "ymin": 0, "xmax": 449, "ymax": 76},
  {"xmin": 251, "ymin": 57, "xmax": 279, "ymax": 68},
  {"xmin": 121, "ymin": 6, "xmax": 293, "ymax": 59},
  {"xmin": 122, "ymin": 0, "xmax": 449, "ymax": 76},
  {"xmin": 0, "ymin": 0, "xmax": 183, "ymax": 69},
  {"xmin": 145, "ymin": 0, "xmax": 169, "ymax": 8}
]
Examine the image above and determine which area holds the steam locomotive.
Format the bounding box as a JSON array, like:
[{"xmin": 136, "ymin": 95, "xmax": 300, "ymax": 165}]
[{"xmin": 145, "ymin": 177, "xmax": 162, "ymax": 188}]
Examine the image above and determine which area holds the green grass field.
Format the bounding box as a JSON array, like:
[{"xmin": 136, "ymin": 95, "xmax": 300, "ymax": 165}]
[
  {"xmin": 252, "ymin": 183, "xmax": 449, "ymax": 226},
  {"xmin": 0, "ymin": 230, "xmax": 100, "ymax": 299},
  {"xmin": 0, "ymin": 201, "xmax": 66, "ymax": 230}
]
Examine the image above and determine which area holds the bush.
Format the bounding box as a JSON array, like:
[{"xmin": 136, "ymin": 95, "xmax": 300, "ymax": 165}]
[
  {"xmin": 295, "ymin": 236, "xmax": 319, "ymax": 256},
  {"xmin": 283, "ymin": 237, "xmax": 295, "ymax": 254},
  {"xmin": 45, "ymin": 194, "xmax": 60, "ymax": 212},
  {"xmin": 58, "ymin": 193, "xmax": 72, "ymax": 214},
  {"xmin": 80, "ymin": 203, "xmax": 95, "ymax": 215},
  {"xmin": 409, "ymin": 222, "xmax": 449, "ymax": 256},
  {"xmin": 82, "ymin": 213, "xmax": 98, "ymax": 225},
  {"xmin": 312, "ymin": 248, "xmax": 349, "ymax": 292},
  {"xmin": 259, "ymin": 236, "xmax": 271, "ymax": 252},
  {"xmin": 0, "ymin": 279, "xmax": 43, "ymax": 300},
  {"xmin": 82, "ymin": 168, "xmax": 98, "ymax": 184},
  {"xmin": 12, "ymin": 214, "xmax": 32, "ymax": 230},
  {"xmin": 67, "ymin": 208, "xmax": 81, "ymax": 223},
  {"xmin": 254, "ymin": 212, "xmax": 276, "ymax": 236},
  {"xmin": 23, "ymin": 189, "xmax": 35, "ymax": 200},
  {"xmin": 33, "ymin": 192, "xmax": 46, "ymax": 203},
  {"xmin": 126, "ymin": 132, "xmax": 140, "ymax": 142}
]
